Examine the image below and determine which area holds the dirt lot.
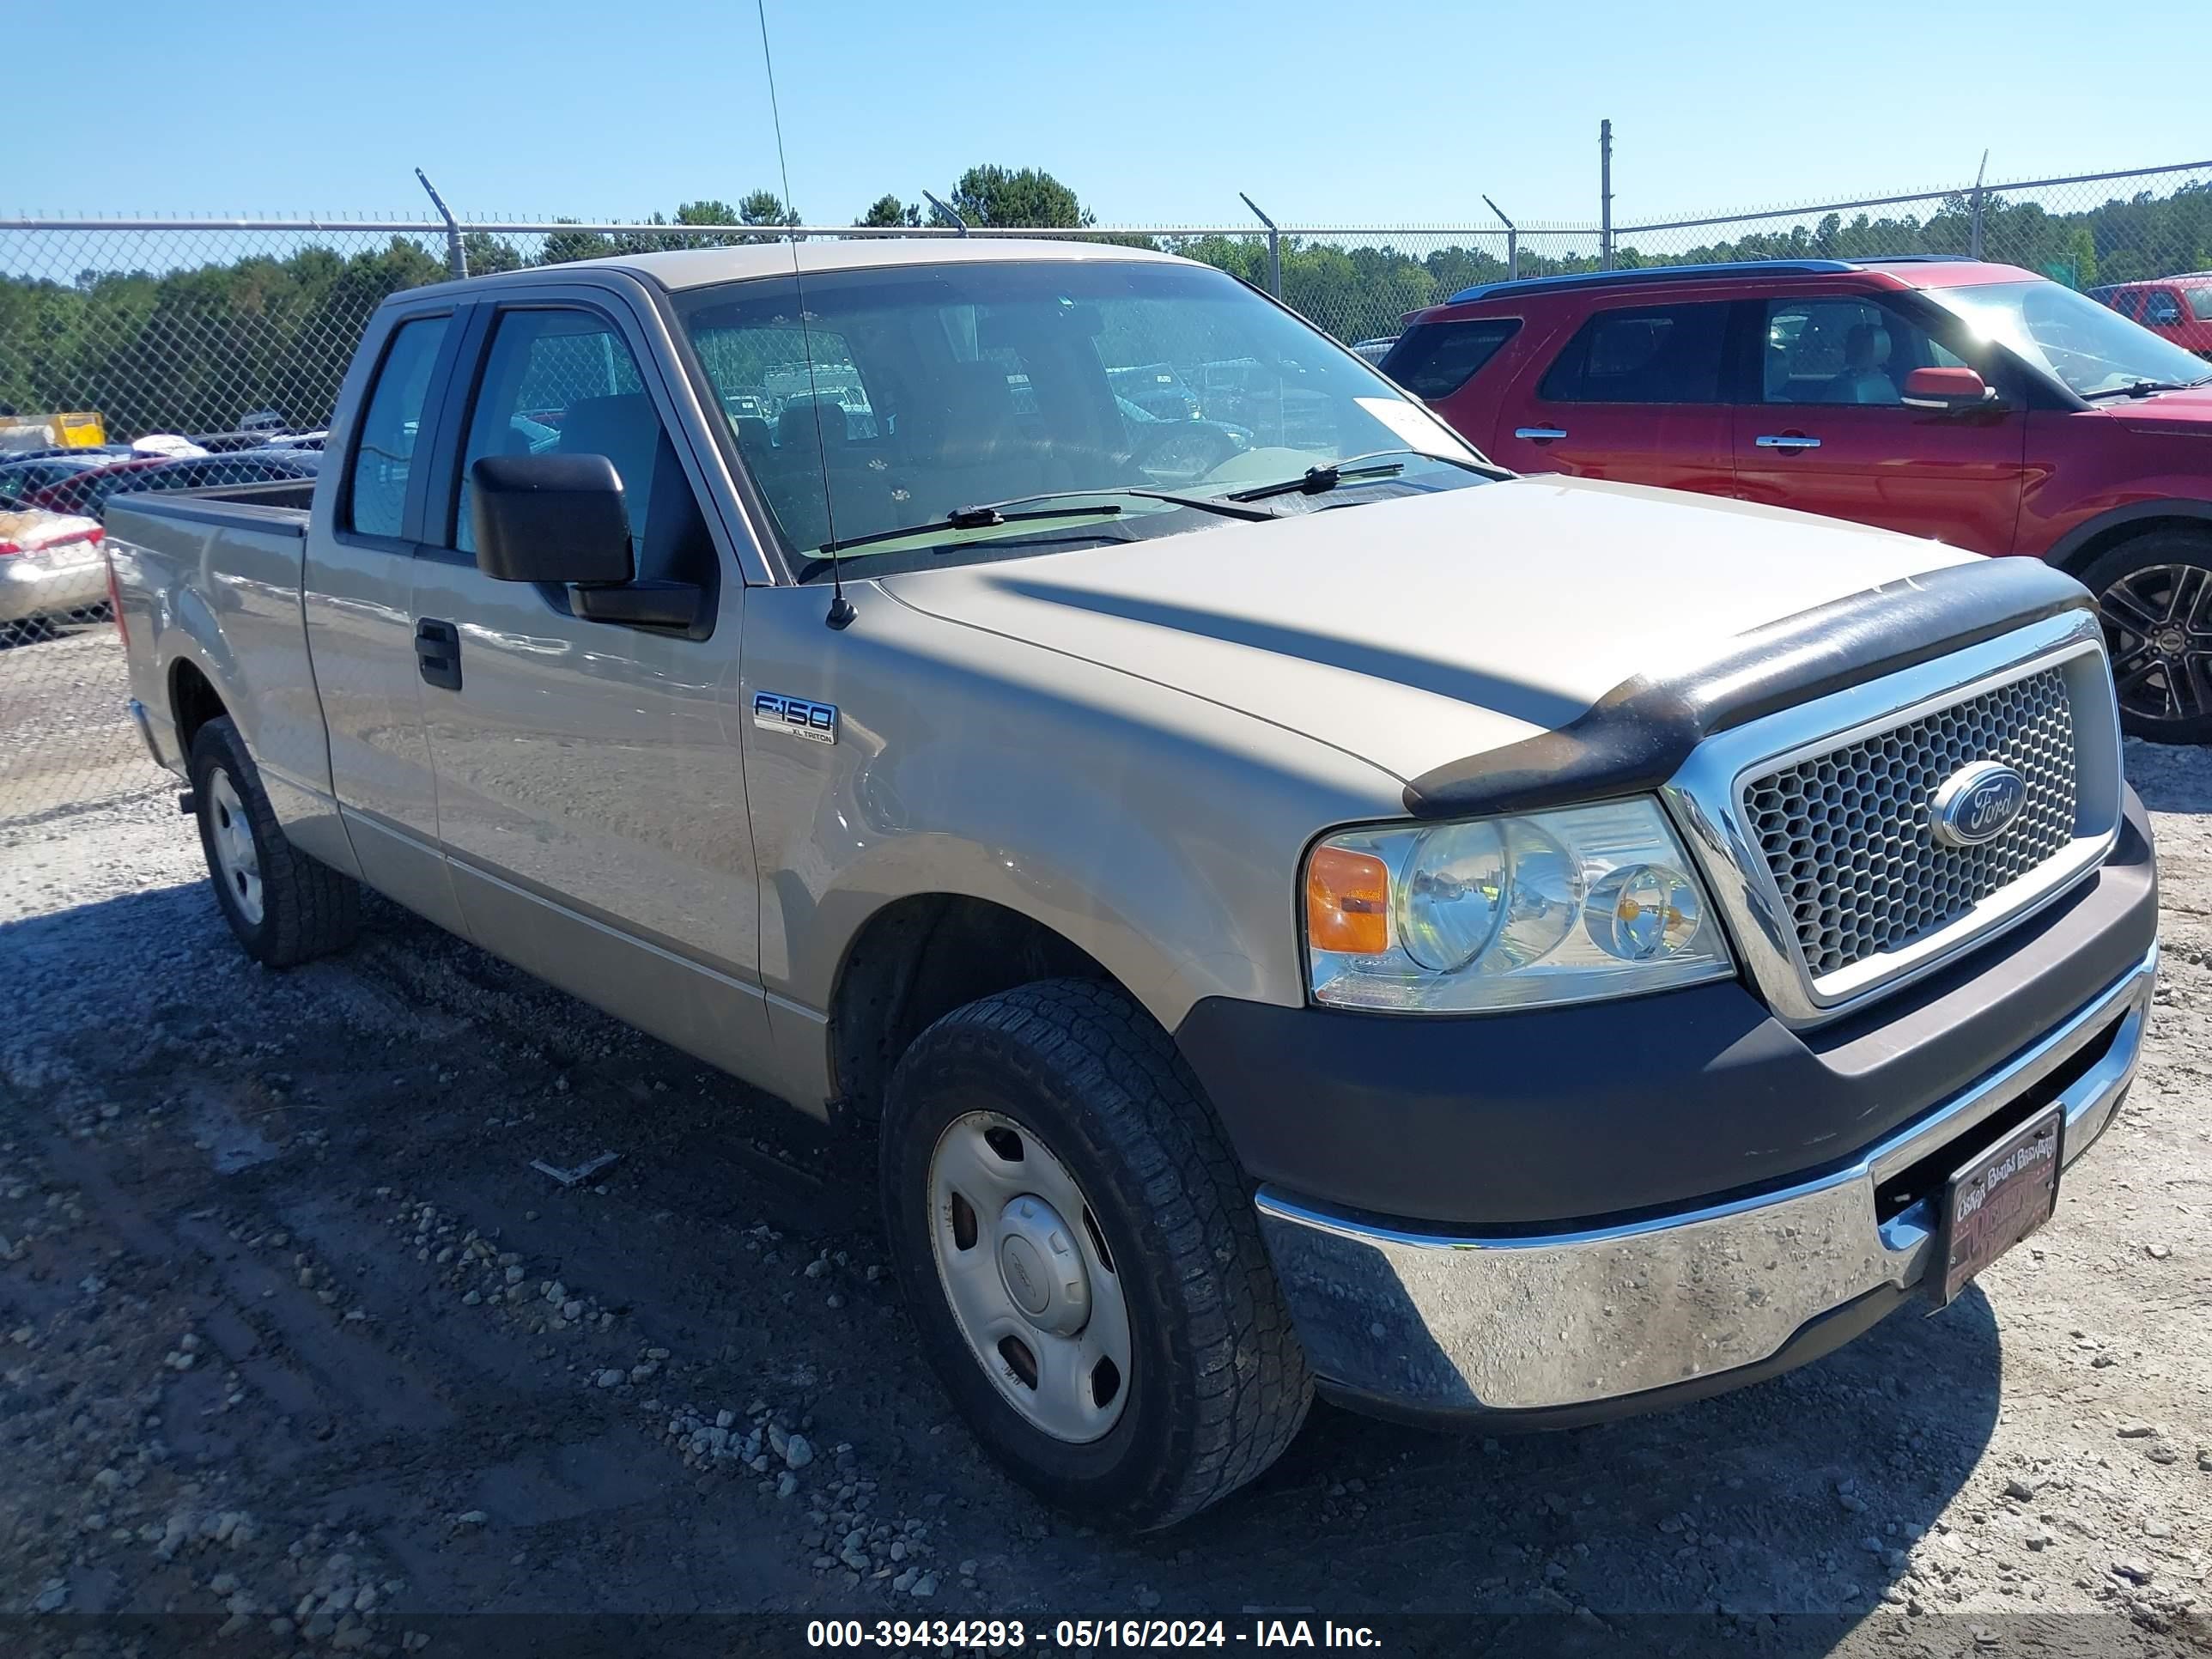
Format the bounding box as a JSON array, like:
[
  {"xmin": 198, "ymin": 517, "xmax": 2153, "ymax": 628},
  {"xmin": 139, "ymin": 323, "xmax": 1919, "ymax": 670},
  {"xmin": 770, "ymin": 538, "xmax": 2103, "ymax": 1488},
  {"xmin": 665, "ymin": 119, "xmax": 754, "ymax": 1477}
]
[{"xmin": 1, "ymin": 630, "xmax": 2208, "ymax": 1657}]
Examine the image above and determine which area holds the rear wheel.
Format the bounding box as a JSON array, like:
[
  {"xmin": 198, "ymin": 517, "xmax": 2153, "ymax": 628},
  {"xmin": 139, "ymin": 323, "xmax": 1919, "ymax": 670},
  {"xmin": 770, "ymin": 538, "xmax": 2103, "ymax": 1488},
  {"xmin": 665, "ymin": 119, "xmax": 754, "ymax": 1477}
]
[
  {"xmin": 189, "ymin": 716, "xmax": 360, "ymax": 966},
  {"xmin": 2082, "ymin": 529, "xmax": 2212, "ymax": 744},
  {"xmin": 880, "ymin": 979, "xmax": 1311, "ymax": 1529}
]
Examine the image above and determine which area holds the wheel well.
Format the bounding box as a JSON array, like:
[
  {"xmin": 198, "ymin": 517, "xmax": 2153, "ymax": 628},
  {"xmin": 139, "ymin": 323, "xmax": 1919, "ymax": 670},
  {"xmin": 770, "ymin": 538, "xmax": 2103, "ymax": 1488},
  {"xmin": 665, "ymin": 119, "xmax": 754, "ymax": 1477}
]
[
  {"xmin": 169, "ymin": 659, "xmax": 226, "ymax": 754},
  {"xmin": 2056, "ymin": 514, "xmax": 2212, "ymax": 577},
  {"xmin": 829, "ymin": 896, "xmax": 1115, "ymax": 1123}
]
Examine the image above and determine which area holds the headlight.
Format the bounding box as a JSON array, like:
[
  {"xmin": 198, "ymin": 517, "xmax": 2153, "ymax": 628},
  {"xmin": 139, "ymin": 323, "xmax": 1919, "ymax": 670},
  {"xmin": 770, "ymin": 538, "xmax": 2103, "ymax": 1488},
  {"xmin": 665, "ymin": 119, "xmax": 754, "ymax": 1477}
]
[{"xmin": 1304, "ymin": 797, "xmax": 1734, "ymax": 1012}]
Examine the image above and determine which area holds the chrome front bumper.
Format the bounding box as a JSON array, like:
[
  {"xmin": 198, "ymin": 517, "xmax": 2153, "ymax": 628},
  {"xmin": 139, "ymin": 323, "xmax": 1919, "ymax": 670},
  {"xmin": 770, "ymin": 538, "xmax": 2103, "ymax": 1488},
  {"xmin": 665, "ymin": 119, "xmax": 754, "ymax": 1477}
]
[{"xmin": 1255, "ymin": 944, "xmax": 2156, "ymax": 1419}]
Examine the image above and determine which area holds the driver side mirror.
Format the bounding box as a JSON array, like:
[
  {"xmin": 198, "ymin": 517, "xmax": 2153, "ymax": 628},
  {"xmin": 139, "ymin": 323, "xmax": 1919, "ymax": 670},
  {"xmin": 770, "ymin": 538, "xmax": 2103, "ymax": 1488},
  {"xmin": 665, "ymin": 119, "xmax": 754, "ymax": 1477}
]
[
  {"xmin": 1900, "ymin": 366, "xmax": 1997, "ymax": 414},
  {"xmin": 469, "ymin": 453, "xmax": 635, "ymax": 585}
]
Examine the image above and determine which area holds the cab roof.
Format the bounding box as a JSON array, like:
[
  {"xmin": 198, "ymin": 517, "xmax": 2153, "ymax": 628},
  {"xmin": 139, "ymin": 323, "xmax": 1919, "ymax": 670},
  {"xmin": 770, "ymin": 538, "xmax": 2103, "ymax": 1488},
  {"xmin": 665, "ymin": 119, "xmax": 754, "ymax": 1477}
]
[
  {"xmin": 406, "ymin": 237, "xmax": 1184, "ymax": 300},
  {"xmin": 1435, "ymin": 256, "xmax": 2040, "ymax": 310}
]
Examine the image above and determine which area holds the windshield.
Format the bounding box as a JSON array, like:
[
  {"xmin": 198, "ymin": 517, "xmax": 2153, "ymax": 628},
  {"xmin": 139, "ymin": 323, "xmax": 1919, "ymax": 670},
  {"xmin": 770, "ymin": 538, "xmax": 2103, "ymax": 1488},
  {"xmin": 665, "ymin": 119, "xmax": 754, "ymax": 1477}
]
[
  {"xmin": 1923, "ymin": 279, "xmax": 2212, "ymax": 398},
  {"xmin": 676, "ymin": 259, "xmax": 1487, "ymax": 578}
]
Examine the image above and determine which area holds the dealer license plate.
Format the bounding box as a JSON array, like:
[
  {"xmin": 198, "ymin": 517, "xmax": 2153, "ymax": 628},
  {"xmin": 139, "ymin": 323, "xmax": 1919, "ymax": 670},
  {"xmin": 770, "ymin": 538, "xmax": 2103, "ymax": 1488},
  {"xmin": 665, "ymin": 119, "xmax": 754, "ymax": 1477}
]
[{"xmin": 1935, "ymin": 1103, "xmax": 2062, "ymax": 1306}]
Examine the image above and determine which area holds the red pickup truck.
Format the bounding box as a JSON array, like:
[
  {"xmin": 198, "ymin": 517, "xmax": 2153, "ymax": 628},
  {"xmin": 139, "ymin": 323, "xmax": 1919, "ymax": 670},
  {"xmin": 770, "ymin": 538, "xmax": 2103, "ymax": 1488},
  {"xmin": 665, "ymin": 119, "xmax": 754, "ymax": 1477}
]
[
  {"xmin": 1387, "ymin": 258, "xmax": 2212, "ymax": 741},
  {"xmin": 2091, "ymin": 275, "xmax": 2212, "ymax": 359}
]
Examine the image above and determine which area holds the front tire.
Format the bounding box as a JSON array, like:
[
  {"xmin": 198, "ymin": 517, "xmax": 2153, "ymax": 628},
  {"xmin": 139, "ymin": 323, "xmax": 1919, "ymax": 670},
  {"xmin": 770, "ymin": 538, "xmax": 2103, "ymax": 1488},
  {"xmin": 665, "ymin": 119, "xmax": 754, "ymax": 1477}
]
[
  {"xmin": 880, "ymin": 979, "xmax": 1311, "ymax": 1529},
  {"xmin": 189, "ymin": 716, "xmax": 360, "ymax": 966},
  {"xmin": 2081, "ymin": 528, "xmax": 2212, "ymax": 744}
]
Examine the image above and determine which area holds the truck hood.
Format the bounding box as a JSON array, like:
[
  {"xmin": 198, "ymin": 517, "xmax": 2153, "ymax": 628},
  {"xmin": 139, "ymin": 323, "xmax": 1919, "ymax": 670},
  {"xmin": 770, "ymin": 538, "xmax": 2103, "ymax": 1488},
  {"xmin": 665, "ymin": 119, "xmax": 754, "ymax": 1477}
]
[{"xmin": 879, "ymin": 475, "xmax": 1981, "ymax": 781}]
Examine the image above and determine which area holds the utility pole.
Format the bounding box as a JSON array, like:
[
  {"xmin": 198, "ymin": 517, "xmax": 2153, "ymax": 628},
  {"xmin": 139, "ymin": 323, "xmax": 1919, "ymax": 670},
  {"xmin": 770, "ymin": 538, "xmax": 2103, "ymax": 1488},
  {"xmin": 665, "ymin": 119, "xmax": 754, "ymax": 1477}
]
[{"xmin": 1599, "ymin": 120, "xmax": 1614, "ymax": 270}]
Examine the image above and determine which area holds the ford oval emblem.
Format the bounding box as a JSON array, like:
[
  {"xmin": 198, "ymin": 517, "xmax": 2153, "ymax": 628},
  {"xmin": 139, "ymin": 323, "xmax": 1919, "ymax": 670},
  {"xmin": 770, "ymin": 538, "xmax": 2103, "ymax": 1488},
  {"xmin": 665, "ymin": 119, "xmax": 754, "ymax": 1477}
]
[{"xmin": 1930, "ymin": 761, "xmax": 2028, "ymax": 848}]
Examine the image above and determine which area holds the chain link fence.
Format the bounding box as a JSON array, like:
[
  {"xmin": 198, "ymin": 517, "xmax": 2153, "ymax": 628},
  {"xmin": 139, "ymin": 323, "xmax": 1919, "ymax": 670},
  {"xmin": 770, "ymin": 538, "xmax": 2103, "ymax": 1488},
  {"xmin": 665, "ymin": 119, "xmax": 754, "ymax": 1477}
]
[
  {"xmin": 1610, "ymin": 160, "xmax": 2212, "ymax": 282},
  {"xmin": 4, "ymin": 159, "xmax": 2209, "ymax": 832}
]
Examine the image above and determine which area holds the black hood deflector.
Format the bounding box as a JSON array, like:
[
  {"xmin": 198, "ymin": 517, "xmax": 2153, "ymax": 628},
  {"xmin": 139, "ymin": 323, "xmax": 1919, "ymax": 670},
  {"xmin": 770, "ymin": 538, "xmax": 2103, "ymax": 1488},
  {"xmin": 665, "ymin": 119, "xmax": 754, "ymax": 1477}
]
[{"xmin": 1404, "ymin": 557, "xmax": 2095, "ymax": 819}]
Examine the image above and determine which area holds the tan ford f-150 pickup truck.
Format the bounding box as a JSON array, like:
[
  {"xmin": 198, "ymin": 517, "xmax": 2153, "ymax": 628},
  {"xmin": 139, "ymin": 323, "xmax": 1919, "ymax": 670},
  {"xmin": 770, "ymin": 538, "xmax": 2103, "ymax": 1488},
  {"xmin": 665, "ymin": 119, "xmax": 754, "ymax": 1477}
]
[{"xmin": 103, "ymin": 240, "xmax": 2158, "ymax": 1528}]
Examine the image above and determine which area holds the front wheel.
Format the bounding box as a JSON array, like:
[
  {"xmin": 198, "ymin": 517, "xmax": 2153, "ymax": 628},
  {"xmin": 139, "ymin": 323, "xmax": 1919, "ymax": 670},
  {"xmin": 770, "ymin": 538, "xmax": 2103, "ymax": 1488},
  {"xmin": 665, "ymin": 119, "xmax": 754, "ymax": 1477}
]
[
  {"xmin": 2081, "ymin": 528, "xmax": 2212, "ymax": 744},
  {"xmin": 880, "ymin": 980, "xmax": 1311, "ymax": 1529}
]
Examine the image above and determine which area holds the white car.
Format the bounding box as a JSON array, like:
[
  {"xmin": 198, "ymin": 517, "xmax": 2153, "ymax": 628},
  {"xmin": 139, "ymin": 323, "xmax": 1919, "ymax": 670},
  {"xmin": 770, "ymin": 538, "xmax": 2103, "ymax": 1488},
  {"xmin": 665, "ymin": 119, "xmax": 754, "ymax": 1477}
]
[{"xmin": 0, "ymin": 503, "xmax": 106, "ymax": 627}]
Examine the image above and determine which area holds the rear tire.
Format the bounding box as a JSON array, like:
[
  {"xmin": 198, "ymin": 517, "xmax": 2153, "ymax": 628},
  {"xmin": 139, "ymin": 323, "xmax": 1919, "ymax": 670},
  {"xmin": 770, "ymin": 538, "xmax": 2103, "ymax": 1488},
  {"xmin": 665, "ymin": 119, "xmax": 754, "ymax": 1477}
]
[
  {"xmin": 2080, "ymin": 528, "xmax": 2212, "ymax": 744},
  {"xmin": 880, "ymin": 979, "xmax": 1311, "ymax": 1530},
  {"xmin": 189, "ymin": 715, "xmax": 360, "ymax": 966}
]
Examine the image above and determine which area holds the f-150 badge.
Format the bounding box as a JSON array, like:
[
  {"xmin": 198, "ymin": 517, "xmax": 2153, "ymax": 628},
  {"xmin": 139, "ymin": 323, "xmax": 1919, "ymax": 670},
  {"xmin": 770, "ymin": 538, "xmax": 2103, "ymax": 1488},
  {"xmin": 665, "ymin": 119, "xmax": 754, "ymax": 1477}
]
[{"xmin": 752, "ymin": 692, "xmax": 838, "ymax": 744}]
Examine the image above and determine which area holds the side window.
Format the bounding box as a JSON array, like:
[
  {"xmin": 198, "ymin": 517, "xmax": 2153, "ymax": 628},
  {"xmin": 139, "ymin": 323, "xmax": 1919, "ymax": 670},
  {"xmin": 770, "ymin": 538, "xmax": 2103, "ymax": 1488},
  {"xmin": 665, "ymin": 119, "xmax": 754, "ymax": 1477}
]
[
  {"xmin": 1758, "ymin": 298, "xmax": 1963, "ymax": 406},
  {"xmin": 453, "ymin": 308, "xmax": 710, "ymax": 583},
  {"xmin": 1381, "ymin": 318, "xmax": 1522, "ymax": 399},
  {"xmin": 347, "ymin": 315, "xmax": 449, "ymax": 538},
  {"xmin": 1538, "ymin": 303, "xmax": 1729, "ymax": 404}
]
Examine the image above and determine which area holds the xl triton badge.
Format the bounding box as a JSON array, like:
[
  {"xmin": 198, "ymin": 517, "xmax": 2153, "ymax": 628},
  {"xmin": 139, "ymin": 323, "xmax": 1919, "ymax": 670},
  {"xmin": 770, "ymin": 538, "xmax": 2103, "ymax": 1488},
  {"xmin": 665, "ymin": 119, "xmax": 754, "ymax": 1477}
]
[
  {"xmin": 752, "ymin": 691, "xmax": 838, "ymax": 744},
  {"xmin": 1930, "ymin": 760, "xmax": 2027, "ymax": 847}
]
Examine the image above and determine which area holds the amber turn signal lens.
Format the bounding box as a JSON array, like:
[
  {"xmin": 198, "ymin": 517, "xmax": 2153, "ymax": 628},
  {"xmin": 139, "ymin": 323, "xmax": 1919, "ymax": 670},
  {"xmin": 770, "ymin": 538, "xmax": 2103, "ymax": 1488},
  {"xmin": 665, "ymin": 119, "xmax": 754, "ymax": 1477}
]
[{"xmin": 1306, "ymin": 845, "xmax": 1390, "ymax": 956}]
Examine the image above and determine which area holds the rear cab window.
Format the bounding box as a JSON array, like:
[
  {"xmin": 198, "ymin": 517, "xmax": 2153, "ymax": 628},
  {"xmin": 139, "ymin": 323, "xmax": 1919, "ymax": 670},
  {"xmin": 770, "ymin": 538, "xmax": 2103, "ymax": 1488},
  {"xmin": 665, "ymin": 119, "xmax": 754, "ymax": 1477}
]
[
  {"xmin": 1381, "ymin": 318, "xmax": 1522, "ymax": 399},
  {"xmin": 1537, "ymin": 302, "xmax": 1729, "ymax": 404},
  {"xmin": 346, "ymin": 316, "xmax": 450, "ymax": 538}
]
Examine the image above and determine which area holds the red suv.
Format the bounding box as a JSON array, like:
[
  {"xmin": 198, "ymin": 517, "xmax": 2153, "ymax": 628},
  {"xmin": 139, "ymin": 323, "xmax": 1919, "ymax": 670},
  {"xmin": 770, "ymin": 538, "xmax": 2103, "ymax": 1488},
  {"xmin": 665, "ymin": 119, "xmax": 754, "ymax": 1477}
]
[{"xmin": 1386, "ymin": 258, "xmax": 2212, "ymax": 741}]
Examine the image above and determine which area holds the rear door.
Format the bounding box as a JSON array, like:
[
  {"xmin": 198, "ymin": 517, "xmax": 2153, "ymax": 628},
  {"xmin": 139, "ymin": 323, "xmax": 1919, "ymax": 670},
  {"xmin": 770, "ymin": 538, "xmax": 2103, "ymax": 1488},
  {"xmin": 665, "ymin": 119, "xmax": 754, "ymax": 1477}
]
[
  {"xmin": 1731, "ymin": 290, "xmax": 2027, "ymax": 554},
  {"xmin": 409, "ymin": 283, "xmax": 775, "ymax": 1080},
  {"xmin": 1484, "ymin": 300, "xmax": 1736, "ymax": 494},
  {"xmin": 303, "ymin": 304, "xmax": 470, "ymax": 931}
]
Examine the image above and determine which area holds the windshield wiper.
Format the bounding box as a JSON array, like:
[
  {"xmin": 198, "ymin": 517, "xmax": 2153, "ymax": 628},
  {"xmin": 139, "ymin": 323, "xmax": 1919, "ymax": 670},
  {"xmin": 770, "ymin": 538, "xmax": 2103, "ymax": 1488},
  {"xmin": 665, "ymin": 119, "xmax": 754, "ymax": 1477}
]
[
  {"xmin": 811, "ymin": 486, "xmax": 1276, "ymax": 559},
  {"xmin": 1224, "ymin": 447, "xmax": 1491, "ymax": 504},
  {"xmin": 2084, "ymin": 379, "xmax": 2197, "ymax": 400}
]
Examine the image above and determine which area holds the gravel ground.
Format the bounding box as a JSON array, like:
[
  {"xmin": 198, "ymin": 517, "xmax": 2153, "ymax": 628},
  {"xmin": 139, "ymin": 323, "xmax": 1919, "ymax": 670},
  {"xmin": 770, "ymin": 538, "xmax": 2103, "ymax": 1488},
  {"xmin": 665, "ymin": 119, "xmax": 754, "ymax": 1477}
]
[{"xmin": 1, "ymin": 632, "xmax": 2207, "ymax": 1656}]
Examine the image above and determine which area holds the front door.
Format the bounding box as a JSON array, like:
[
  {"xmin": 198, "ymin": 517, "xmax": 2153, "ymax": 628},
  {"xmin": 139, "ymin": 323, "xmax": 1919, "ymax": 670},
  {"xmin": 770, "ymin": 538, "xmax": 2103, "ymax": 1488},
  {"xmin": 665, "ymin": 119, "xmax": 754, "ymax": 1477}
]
[
  {"xmin": 411, "ymin": 295, "xmax": 773, "ymax": 1079},
  {"xmin": 1731, "ymin": 293, "xmax": 2027, "ymax": 554}
]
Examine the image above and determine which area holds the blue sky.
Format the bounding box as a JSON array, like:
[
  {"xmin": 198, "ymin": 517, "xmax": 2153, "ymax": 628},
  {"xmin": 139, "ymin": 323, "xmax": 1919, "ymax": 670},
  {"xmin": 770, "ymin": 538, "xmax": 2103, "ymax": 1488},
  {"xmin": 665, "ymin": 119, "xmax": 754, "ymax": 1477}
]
[{"xmin": 13, "ymin": 0, "xmax": 2205, "ymax": 228}]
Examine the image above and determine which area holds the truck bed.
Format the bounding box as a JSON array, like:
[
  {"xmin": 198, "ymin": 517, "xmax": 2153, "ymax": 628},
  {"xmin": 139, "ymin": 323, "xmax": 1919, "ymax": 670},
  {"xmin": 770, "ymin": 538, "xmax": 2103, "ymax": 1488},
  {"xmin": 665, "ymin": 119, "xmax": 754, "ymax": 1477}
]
[
  {"xmin": 107, "ymin": 477, "xmax": 330, "ymax": 815},
  {"xmin": 107, "ymin": 477, "xmax": 316, "ymax": 535}
]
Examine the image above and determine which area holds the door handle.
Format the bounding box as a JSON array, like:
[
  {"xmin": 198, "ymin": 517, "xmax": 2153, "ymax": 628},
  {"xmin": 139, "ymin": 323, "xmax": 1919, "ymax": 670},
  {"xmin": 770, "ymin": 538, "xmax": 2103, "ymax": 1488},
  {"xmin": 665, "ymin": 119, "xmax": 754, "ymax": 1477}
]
[
  {"xmin": 1754, "ymin": 434, "xmax": 1822, "ymax": 450},
  {"xmin": 415, "ymin": 617, "xmax": 462, "ymax": 691},
  {"xmin": 1514, "ymin": 426, "xmax": 1568, "ymax": 441}
]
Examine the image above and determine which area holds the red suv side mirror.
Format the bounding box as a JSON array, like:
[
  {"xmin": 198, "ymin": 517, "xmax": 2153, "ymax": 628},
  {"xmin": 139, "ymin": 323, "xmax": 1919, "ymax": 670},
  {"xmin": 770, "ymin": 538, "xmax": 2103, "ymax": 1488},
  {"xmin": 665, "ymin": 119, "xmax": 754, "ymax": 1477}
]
[{"xmin": 1901, "ymin": 366, "xmax": 1995, "ymax": 413}]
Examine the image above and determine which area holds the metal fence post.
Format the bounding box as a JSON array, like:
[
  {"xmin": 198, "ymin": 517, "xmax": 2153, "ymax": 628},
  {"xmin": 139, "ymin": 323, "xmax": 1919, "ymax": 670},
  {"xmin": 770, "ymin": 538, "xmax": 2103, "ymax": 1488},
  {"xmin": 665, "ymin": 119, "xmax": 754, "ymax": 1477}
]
[
  {"xmin": 415, "ymin": 168, "xmax": 465, "ymax": 280},
  {"xmin": 1482, "ymin": 195, "xmax": 1518, "ymax": 281},
  {"xmin": 1238, "ymin": 193, "xmax": 1282, "ymax": 298},
  {"xmin": 1967, "ymin": 149, "xmax": 1988, "ymax": 260},
  {"xmin": 922, "ymin": 191, "xmax": 968, "ymax": 235},
  {"xmin": 1599, "ymin": 119, "xmax": 1614, "ymax": 270}
]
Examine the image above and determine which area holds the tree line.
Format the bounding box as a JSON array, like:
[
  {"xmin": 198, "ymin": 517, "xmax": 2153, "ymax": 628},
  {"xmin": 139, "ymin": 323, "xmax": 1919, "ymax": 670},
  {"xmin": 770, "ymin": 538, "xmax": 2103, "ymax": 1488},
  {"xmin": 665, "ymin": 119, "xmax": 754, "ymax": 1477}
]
[{"xmin": 3, "ymin": 166, "xmax": 2207, "ymax": 441}]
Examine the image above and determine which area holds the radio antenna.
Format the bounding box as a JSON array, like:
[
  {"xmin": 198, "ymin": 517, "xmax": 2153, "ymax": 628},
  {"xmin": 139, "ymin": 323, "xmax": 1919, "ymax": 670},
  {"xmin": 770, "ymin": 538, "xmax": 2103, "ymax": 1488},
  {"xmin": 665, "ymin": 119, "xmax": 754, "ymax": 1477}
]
[{"xmin": 756, "ymin": 0, "xmax": 853, "ymax": 628}]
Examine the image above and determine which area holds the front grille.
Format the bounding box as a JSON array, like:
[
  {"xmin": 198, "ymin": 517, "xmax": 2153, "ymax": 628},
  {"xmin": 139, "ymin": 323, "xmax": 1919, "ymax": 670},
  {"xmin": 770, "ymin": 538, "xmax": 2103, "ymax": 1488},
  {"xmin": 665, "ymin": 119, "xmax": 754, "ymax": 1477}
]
[{"xmin": 1744, "ymin": 667, "xmax": 2078, "ymax": 981}]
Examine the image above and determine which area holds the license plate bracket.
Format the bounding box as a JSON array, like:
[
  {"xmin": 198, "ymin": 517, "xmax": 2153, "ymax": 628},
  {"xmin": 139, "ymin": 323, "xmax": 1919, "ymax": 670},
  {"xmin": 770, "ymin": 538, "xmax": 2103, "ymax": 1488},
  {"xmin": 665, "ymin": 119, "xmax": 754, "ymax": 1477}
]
[{"xmin": 1933, "ymin": 1103, "xmax": 2063, "ymax": 1306}]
